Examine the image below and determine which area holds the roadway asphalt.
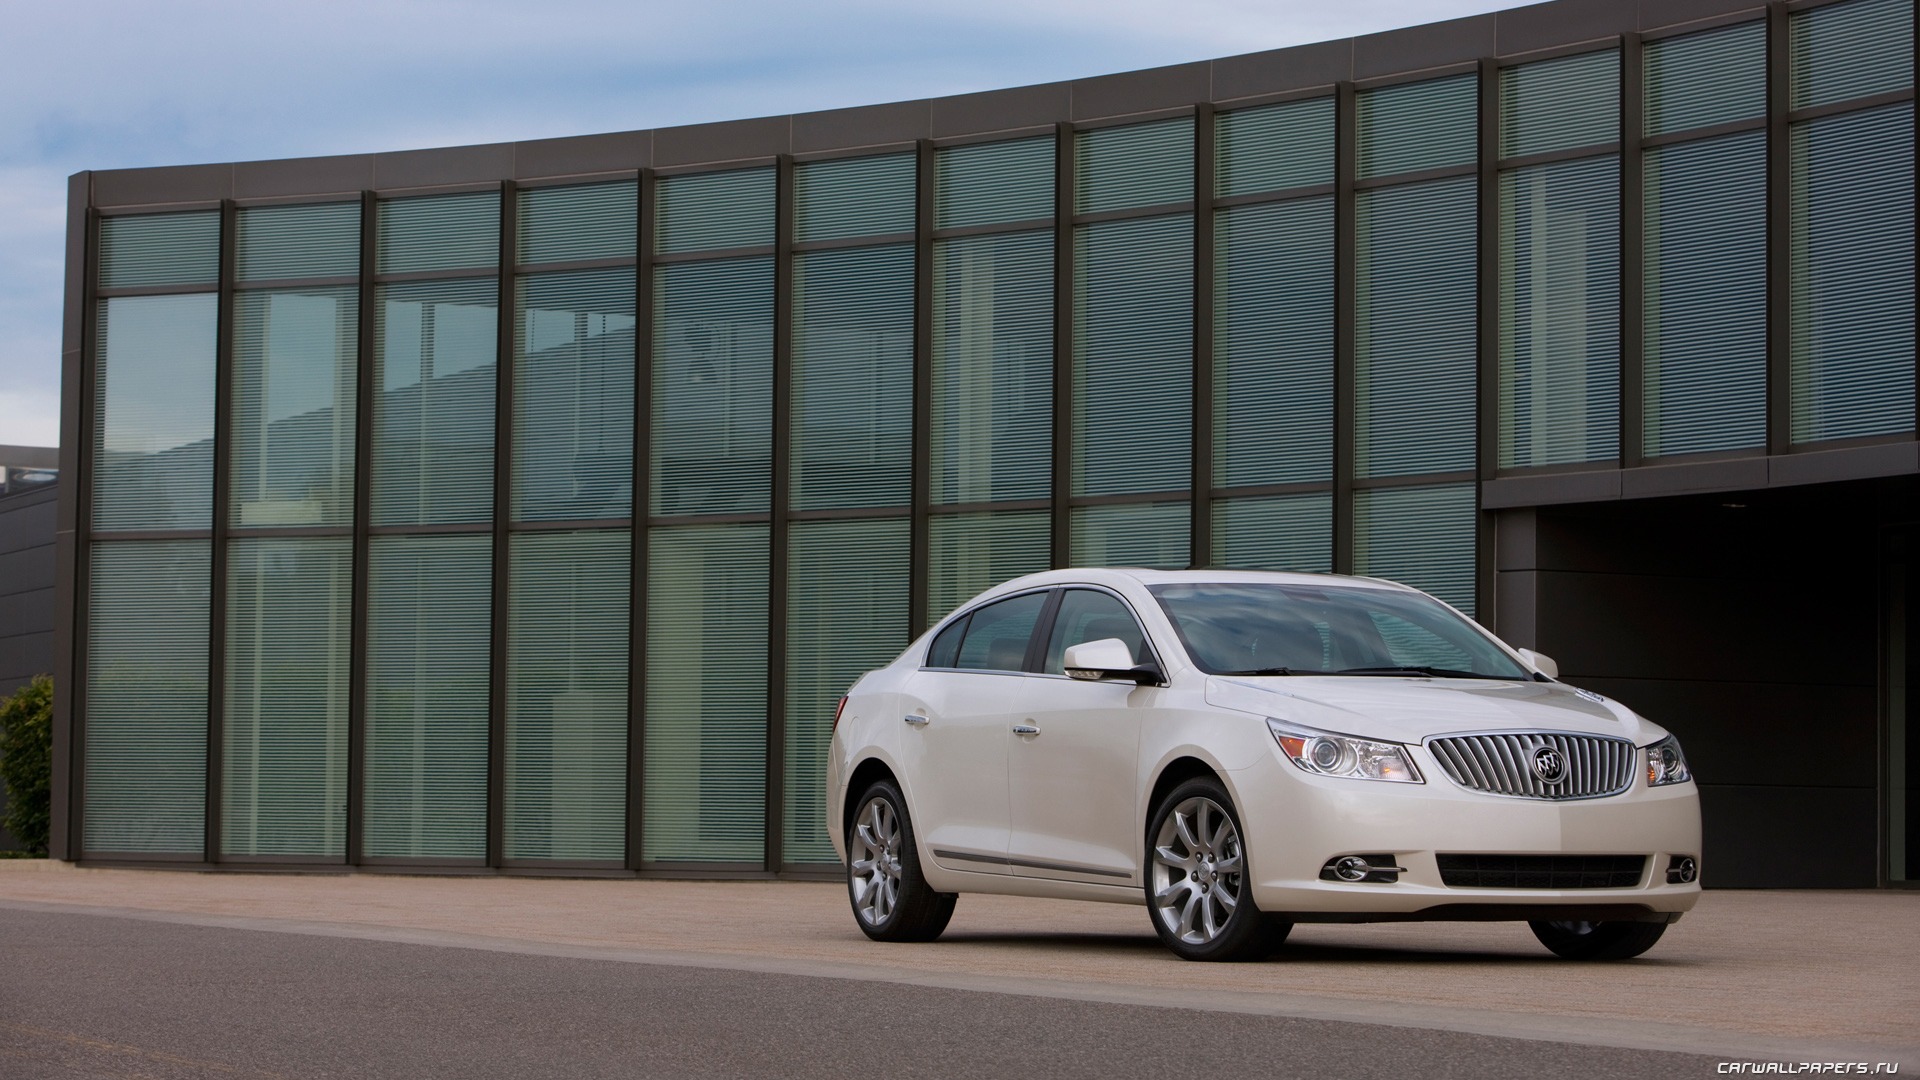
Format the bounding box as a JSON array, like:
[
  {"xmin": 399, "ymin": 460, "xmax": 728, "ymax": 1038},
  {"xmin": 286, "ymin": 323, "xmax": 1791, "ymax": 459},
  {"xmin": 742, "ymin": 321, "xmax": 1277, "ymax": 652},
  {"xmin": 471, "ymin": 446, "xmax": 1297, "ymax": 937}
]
[
  {"xmin": 0, "ymin": 863, "xmax": 1913, "ymax": 1077},
  {"xmin": 0, "ymin": 905, "xmax": 1724, "ymax": 1080}
]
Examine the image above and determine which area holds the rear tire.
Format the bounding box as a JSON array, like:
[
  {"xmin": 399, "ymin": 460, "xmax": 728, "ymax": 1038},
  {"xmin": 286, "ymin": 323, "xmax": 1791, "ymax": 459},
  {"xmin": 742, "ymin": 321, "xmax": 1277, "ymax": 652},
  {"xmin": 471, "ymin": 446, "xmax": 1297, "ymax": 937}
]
[
  {"xmin": 1529, "ymin": 918, "xmax": 1668, "ymax": 960},
  {"xmin": 1145, "ymin": 777, "xmax": 1289, "ymax": 961},
  {"xmin": 846, "ymin": 780, "xmax": 956, "ymax": 943}
]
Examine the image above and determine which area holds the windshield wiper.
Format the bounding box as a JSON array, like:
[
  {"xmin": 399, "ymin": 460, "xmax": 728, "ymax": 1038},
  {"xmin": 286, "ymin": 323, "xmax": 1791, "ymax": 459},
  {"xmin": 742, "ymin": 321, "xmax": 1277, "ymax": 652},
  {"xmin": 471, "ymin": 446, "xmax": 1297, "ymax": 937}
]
[
  {"xmin": 1331, "ymin": 665, "xmax": 1517, "ymax": 680},
  {"xmin": 1218, "ymin": 667, "xmax": 1303, "ymax": 676}
]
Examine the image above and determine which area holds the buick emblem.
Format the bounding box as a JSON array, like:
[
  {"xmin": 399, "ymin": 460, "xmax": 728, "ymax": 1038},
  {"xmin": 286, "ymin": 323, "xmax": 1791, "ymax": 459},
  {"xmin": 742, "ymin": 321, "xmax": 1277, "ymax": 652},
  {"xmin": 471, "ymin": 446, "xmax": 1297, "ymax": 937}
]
[{"xmin": 1532, "ymin": 746, "xmax": 1568, "ymax": 784}]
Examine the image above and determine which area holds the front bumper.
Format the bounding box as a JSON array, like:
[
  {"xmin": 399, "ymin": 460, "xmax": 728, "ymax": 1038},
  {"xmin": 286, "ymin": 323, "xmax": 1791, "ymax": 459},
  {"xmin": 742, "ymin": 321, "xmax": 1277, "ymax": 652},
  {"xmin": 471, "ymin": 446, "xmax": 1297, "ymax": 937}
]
[{"xmin": 1226, "ymin": 750, "xmax": 1702, "ymax": 920}]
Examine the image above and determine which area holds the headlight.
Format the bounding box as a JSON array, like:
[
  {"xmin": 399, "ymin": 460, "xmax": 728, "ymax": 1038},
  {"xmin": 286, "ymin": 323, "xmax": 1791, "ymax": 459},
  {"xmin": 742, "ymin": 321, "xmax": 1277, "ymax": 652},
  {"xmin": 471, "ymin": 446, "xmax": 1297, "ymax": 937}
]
[
  {"xmin": 1267, "ymin": 719, "xmax": 1422, "ymax": 783},
  {"xmin": 1644, "ymin": 734, "xmax": 1692, "ymax": 786}
]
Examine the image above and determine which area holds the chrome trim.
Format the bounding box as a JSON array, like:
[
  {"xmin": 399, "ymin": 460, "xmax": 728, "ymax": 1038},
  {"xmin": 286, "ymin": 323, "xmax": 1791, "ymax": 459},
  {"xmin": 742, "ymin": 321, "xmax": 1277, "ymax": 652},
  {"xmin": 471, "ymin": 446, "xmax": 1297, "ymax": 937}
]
[
  {"xmin": 902, "ymin": 714, "xmax": 929, "ymax": 726},
  {"xmin": 932, "ymin": 848, "xmax": 1132, "ymax": 879},
  {"xmin": 1425, "ymin": 730, "xmax": 1635, "ymax": 800}
]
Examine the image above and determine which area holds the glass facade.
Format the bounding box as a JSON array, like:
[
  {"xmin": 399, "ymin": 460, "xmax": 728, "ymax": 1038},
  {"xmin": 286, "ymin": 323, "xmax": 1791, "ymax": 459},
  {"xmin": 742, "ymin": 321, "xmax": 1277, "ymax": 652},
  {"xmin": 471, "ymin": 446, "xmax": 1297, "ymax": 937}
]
[{"xmin": 67, "ymin": 0, "xmax": 1916, "ymax": 874}]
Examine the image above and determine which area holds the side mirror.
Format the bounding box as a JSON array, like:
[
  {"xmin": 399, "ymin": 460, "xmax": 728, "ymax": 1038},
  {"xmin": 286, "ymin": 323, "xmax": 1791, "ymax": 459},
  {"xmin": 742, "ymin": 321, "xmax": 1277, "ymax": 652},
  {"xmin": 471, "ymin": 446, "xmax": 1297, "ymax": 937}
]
[
  {"xmin": 1516, "ymin": 648, "xmax": 1559, "ymax": 679},
  {"xmin": 1063, "ymin": 638, "xmax": 1162, "ymax": 685}
]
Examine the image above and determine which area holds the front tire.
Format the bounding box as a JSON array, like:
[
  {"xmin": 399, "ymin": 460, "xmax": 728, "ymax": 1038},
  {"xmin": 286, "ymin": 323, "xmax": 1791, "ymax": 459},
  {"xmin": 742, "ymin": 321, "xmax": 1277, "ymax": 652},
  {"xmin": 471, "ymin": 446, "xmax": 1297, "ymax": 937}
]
[
  {"xmin": 1529, "ymin": 918, "xmax": 1668, "ymax": 960},
  {"xmin": 1146, "ymin": 777, "xmax": 1289, "ymax": 961},
  {"xmin": 847, "ymin": 780, "xmax": 956, "ymax": 942}
]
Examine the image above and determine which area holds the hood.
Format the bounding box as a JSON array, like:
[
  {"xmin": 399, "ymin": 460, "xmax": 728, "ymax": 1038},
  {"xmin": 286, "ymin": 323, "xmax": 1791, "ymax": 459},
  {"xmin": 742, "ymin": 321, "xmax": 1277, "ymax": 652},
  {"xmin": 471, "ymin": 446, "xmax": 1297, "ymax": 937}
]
[{"xmin": 1204, "ymin": 675, "xmax": 1662, "ymax": 745}]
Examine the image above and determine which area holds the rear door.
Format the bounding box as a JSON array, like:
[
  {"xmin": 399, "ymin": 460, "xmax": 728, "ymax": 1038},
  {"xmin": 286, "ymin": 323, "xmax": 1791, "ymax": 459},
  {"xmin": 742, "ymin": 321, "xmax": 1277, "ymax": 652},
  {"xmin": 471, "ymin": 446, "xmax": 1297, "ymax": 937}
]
[{"xmin": 895, "ymin": 590, "xmax": 1050, "ymax": 875}]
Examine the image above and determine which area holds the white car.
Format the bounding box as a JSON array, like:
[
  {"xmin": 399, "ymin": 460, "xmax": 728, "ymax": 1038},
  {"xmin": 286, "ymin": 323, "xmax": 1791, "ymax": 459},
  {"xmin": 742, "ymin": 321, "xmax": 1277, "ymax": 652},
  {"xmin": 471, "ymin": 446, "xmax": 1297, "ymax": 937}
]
[{"xmin": 828, "ymin": 568, "xmax": 1701, "ymax": 962}]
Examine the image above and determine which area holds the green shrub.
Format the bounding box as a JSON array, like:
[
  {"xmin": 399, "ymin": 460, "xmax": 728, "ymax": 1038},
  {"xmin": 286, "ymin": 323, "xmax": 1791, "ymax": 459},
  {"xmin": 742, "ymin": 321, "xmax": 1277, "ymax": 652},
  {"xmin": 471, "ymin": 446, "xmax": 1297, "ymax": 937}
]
[{"xmin": 0, "ymin": 675, "xmax": 53, "ymax": 856}]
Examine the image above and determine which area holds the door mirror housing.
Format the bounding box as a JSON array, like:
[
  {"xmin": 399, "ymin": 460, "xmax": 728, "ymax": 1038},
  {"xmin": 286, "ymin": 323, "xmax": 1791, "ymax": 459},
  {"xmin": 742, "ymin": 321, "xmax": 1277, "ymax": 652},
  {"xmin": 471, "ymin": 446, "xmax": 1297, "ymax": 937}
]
[
  {"xmin": 1063, "ymin": 638, "xmax": 1162, "ymax": 685},
  {"xmin": 1516, "ymin": 648, "xmax": 1559, "ymax": 679}
]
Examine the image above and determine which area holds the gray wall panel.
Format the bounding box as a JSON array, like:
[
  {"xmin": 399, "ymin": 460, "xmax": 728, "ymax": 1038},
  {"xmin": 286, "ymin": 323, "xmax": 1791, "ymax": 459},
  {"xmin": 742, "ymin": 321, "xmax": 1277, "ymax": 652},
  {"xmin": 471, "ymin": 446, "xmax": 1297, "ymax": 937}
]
[{"xmin": 1697, "ymin": 785, "xmax": 1877, "ymax": 888}]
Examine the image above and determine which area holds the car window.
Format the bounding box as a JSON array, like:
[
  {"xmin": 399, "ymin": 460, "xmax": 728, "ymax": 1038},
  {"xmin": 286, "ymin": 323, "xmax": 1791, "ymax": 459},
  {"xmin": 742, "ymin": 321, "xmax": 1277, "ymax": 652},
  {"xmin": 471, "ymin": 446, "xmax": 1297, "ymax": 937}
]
[
  {"xmin": 953, "ymin": 592, "xmax": 1048, "ymax": 672},
  {"xmin": 1043, "ymin": 589, "xmax": 1153, "ymax": 674},
  {"xmin": 926, "ymin": 614, "xmax": 968, "ymax": 668}
]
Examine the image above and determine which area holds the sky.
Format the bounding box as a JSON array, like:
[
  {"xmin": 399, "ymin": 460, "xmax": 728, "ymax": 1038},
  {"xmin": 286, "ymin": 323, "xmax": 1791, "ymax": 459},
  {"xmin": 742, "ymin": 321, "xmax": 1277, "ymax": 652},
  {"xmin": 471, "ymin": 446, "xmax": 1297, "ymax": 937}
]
[{"xmin": 0, "ymin": 0, "xmax": 1528, "ymax": 450}]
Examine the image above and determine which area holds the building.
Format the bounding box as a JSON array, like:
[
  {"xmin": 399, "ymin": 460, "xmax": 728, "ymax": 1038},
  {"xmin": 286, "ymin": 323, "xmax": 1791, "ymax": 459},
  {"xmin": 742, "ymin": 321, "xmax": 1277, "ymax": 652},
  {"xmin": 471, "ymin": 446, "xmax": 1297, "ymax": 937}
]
[
  {"xmin": 49, "ymin": 0, "xmax": 1915, "ymax": 886},
  {"xmin": 1, "ymin": 447, "xmax": 59, "ymax": 850}
]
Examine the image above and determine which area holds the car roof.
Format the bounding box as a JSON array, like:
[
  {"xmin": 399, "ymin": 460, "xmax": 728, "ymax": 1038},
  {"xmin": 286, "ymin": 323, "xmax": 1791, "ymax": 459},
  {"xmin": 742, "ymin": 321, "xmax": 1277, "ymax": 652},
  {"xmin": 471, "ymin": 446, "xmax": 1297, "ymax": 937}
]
[{"xmin": 970, "ymin": 567, "xmax": 1417, "ymax": 602}]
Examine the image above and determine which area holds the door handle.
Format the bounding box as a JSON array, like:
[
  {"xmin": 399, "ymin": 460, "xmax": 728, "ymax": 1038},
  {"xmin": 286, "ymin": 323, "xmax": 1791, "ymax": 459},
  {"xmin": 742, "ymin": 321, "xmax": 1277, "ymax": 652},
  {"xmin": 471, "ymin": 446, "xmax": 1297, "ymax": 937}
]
[
  {"xmin": 1012, "ymin": 723, "xmax": 1040, "ymax": 736},
  {"xmin": 903, "ymin": 714, "xmax": 929, "ymax": 727}
]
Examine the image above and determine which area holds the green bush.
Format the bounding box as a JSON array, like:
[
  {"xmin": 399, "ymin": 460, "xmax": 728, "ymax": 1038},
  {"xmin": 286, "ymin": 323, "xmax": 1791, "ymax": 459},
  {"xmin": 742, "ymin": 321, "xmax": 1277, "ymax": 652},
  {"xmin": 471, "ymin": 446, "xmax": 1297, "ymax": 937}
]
[{"xmin": 0, "ymin": 675, "xmax": 53, "ymax": 856}]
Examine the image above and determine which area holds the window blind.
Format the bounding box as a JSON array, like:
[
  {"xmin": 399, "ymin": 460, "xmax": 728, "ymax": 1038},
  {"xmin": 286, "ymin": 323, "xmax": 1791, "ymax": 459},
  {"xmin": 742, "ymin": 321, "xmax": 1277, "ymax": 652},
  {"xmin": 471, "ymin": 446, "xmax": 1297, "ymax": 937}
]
[
  {"xmin": 795, "ymin": 153, "xmax": 915, "ymax": 242},
  {"xmin": 236, "ymin": 203, "xmax": 360, "ymax": 282},
  {"xmin": 505, "ymin": 529, "xmax": 631, "ymax": 862},
  {"xmin": 222, "ymin": 537, "xmax": 351, "ymax": 858},
  {"xmin": 229, "ymin": 287, "xmax": 358, "ymax": 528},
  {"xmin": 371, "ymin": 279, "xmax": 498, "ymax": 526},
  {"xmin": 932, "ymin": 231, "xmax": 1053, "ymax": 505},
  {"xmin": 363, "ymin": 534, "xmax": 492, "ymax": 862},
  {"xmin": 513, "ymin": 269, "xmax": 636, "ymax": 522},
  {"xmin": 92, "ymin": 295, "xmax": 217, "ymax": 531},
  {"xmin": 377, "ymin": 191, "xmax": 500, "ymax": 276},
  {"xmin": 518, "ymin": 181, "xmax": 637, "ymax": 265},
  {"xmin": 652, "ymin": 258, "xmax": 774, "ymax": 515},
  {"xmin": 1077, "ymin": 118, "xmax": 1194, "ymax": 214},
  {"xmin": 1211, "ymin": 493, "xmax": 1332, "ymax": 573},
  {"xmin": 1074, "ymin": 215, "xmax": 1193, "ymax": 496},
  {"xmin": 1501, "ymin": 51, "xmax": 1621, "ymax": 159},
  {"xmin": 83, "ymin": 540, "xmax": 209, "ymax": 855},
  {"xmin": 927, "ymin": 510, "xmax": 1050, "ymax": 620},
  {"xmin": 790, "ymin": 245, "xmax": 913, "ymax": 510},
  {"xmin": 1214, "ymin": 197, "xmax": 1334, "ymax": 487},
  {"xmin": 98, "ymin": 211, "xmax": 219, "ymax": 289},
  {"xmin": 1644, "ymin": 21, "xmax": 1766, "ymax": 138},
  {"xmin": 785, "ymin": 519, "xmax": 908, "ymax": 864},
  {"xmin": 644, "ymin": 524, "xmax": 769, "ymax": 864},
  {"xmin": 1069, "ymin": 502, "xmax": 1190, "ymax": 569},
  {"xmin": 937, "ymin": 137, "xmax": 1054, "ymax": 229},
  {"xmin": 1790, "ymin": 0, "xmax": 1914, "ymax": 111},
  {"xmin": 1353, "ymin": 484, "xmax": 1476, "ymax": 616},
  {"xmin": 1216, "ymin": 97, "xmax": 1334, "ymax": 196},
  {"xmin": 1358, "ymin": 75, "xmax": 1478, "ymax": 179},
  {"xmin": 656, "ymin": 168, "xmax": 775, "ymax": 254}
]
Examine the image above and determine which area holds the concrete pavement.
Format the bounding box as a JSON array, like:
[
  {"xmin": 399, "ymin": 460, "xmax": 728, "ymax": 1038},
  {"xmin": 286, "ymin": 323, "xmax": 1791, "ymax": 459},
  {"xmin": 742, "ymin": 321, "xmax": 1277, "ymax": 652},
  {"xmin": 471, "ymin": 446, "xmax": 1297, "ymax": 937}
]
[{"xmin": 0, "ymin": 861, "xmax": 1912, "ymax": 1065}]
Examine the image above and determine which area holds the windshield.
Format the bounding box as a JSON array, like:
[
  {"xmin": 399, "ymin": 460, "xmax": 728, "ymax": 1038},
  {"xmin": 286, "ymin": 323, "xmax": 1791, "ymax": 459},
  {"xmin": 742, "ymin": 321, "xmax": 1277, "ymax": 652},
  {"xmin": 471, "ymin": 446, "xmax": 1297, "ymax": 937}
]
[{"xmin": 1148, "ymin": 582, "xmax": 1531, "ymax": 680}]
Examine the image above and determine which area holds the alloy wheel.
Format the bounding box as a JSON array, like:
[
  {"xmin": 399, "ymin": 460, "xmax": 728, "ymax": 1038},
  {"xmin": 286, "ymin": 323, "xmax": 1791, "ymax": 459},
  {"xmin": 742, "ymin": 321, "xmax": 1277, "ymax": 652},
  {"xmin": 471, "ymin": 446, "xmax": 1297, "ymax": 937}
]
[
  {"xmin": 1150, "ymin": 796, "xmax": 1245, "ymax": 945},
  {"xmin": 848, "ymin": 796, "xmax": 904, "ymax": 928}
]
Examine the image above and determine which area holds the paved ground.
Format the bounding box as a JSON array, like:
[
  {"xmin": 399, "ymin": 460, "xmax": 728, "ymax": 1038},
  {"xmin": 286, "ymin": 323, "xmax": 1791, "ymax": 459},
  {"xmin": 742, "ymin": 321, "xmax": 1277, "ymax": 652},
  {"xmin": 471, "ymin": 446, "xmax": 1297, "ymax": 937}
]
[{"xmin": 0, "ymin": 862, "xmax": 1913, "ymax": 1073}]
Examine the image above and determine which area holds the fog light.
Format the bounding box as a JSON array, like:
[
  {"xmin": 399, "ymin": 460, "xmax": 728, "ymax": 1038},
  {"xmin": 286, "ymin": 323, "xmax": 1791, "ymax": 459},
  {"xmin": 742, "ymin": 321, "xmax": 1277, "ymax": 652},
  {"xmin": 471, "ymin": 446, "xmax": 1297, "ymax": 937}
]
[
  {"xmin": 1320, "ymin": 854, "xmax": 1406, "ymax": 884},
  {"xmin": 1666, "ymin": 855, "xmax": 1699, "ymax": 884}
]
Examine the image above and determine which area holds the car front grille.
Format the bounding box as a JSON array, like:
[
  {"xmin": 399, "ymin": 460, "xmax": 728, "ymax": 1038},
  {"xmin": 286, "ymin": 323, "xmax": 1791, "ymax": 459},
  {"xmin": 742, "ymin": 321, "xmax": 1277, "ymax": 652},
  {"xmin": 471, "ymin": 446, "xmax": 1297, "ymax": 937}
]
[
  {"xmin": 1436, "ymin": 854, "xmax": 1647, "ymax": 889},
  {"xmin": 1426, "ymin": 732, "xmax": 1635, "ymax": 800}
]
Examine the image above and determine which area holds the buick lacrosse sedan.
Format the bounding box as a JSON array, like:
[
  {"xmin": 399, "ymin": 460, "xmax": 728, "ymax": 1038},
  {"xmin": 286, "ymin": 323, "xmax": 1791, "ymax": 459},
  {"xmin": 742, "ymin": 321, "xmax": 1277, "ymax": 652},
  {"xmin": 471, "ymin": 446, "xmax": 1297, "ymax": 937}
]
[{"xmin": 828, "ymin": 569, "xmax": 1701, "ymax": 962}]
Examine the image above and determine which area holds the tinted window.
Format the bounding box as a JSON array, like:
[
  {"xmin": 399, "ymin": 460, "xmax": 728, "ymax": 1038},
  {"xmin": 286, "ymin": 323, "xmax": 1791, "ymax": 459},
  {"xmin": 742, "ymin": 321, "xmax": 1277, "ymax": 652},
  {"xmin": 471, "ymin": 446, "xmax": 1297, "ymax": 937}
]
[
  {"xmin": 1149, "ymin": 582, "xmax": 1527, "ymax": 678},
  {"xmin": 1043, "ymin": 590, "xmax": 1153, "ymax": 673},
  {"xmin": 926, "ymin": 614, "xmax": 968, "ymax": 668},
  {"xmin": 954, "ymin": 592, "xmax": 1048, "ymax": 672}
]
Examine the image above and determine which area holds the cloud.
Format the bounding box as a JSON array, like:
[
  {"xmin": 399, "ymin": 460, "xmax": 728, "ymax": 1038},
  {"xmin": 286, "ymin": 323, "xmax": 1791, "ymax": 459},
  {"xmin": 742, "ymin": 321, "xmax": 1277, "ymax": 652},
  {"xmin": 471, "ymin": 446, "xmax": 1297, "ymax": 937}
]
[{"xmin": 0, "ymin": 389, "xmax": 61, "ymax": 449}]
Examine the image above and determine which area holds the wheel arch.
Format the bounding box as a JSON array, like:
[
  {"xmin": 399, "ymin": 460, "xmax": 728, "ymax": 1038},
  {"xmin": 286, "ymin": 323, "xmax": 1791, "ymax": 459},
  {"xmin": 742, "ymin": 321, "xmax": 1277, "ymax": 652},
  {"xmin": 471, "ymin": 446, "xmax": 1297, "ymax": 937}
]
[
  {"xmin": 1145, "ymin": 754, "xmax": 1228, "ymax": 841},
  {"xmin": 842, "ymin": 756, "xmax": 902, "ymax": 847}
]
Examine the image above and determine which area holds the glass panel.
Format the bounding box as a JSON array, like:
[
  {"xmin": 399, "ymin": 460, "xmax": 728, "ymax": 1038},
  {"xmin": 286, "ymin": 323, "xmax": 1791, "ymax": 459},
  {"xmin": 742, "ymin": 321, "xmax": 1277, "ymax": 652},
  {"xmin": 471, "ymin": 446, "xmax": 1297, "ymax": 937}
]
[
  {"xmin": 955, "ymin": 591, "xmax": 1047, "ymax": 671},
  {"xmin": 513, "ymin": 269, "xmax": 636, "ymax": 521},
  {"xmin": 1355, "ymin": 176, "xmax": 1477, "ymax": 478},
  {"xmin": 377, "ymin": 191, "xmax": 500, "ymax": 275},
  {"xmin": 83, "ymin": 540, "xmax": 208, "ymax": 854},
  {"xmin": 364, "ymin": 534, "xmax": 491, "ymax": 862},
  {"xmin": 1499, "ymin": 156, "xmax": 1621, "ymax": 468},
  {"xmin": 236, "ymin": 202, "xmax": 360, "ymax": 282},
  {"xmin": 1501, "ymin": 50, "xmax": 1620, "ymax": 159},
  {"xmin": 505, "ymin": 529, "xmax": 631, "ymax": 862},
  {"xmin": 92, "ymin": 294, "xmax": 217, "ymax": 531},
  {"xmin": 932, "ymin": 231, "xmax": 1052, "ymax": 504},
  {"xmin": 927, "ymin": 510, "xmax": 1050, "ymax": 621},
  {"xmin": 518, "ymin": 181, "xmax": 637, "ymax": 265},
  {"xmin": 795, "ymin": 153, "xmax": 915, "ymax": 242},
  {"xmin": 223, "ymin": 537, "xmax": 350, "ymax": 858},
  {"xmin": 1074, "ymin": 215, "xmax": 1192, "ymax": 496},
  {"xmin": 1644, "ymin": 21, "xmax": 1766, "ymax": 137},
  {"xmin": 1791, "ymin": 0, "xmax": 1915, "ymax": 111},
  {"xmin": 936, "ymin": 137, "xmax": 1054, "ymax": 229},
  {"xmin": 1215, "ymin": 197, "xmax": 1333, "ymax": 487},
  {"xmin": 1076, "ymin": 117, "xmax": 1194, "ymax": 214},
  {"xmin": 786, "ymin": 519, "xmax": 908, "ymax": 864},
  {"xmin": 230, "ymin": 287, "xmax": 358, "ymax": 528},
  {"xmin": 1211, "ymin": 493, "xmax": 1332, "ymax": 572},
  {"xmin": 98, "ymin": 211, "xmax": 218, "ymax": 289},
  {"xmin": 656, "ymin": 168, "xmax": 775, "ymax": 254},
  {"xmin": 645, "ymin": 524, "xmax": 768, "ymax": 864},
  {"xmin": 791, "ymin": 245, "xmax": 913, "ymax": 510},
  {"xmin": 1042, "ymin": 589, "xmax": 1154, "ymax": 672},
  {"xmin": 1217, "ymin": 97, "xmax": 1334, "ymax": 196},
  {"xmin": 1070, "ymin": 501, "xmax": 1189, "ymax": 568},
  {"xmin": 371, "ymin": 279, "xmax": 498, "ymax": 526},
  {"xmin": 1353, "ymin": 483, "xmax": 1477, "ymax": 616},
  {"xmin": 1644, "ymin": 132, "xmax": 1767, "ymax": 457},
  {"xmin": 1790, "ymin": 104, "xmax": 1916, "ymax": 443},
  {"xmin": 1357, "ymin": 74, "xmax": 1478, "ymax": 179},
  {"xmin": 652, "ymin": 258, "xmax": 773, "ymax": 515}
]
